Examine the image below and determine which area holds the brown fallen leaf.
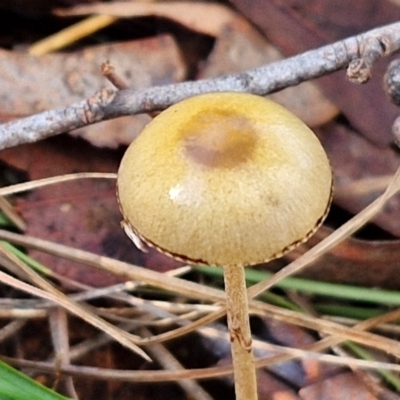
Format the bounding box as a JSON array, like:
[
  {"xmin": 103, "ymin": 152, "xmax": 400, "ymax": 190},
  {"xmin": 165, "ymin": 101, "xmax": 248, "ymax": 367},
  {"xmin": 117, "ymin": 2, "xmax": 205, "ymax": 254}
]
[
  {"xmin": 55, "ymin": 1, "xmax": 240, "ymax": 38},
  {"xmin": 58, "ymin": 1, "xmax": 339, "ymax": 129},
  {"xmin": 299, "ymin": 372, "xmax": 378, "ymax": 400},
  {"xmin": 229, "ymin": 0, "xmax": 400, "ymax": 146},
  {"xmin": 256, "ymin": 372, "xmax": 301, "ymax": 400},
  {"xmin": 315, "ymin": 122, "xmax": 400, "ymax": 237},
  {"xmin": 259, "ymin": 318, "xmax": 341, "ymax": 388},
  {"xmin": 285, "ymin": 225, "xmax": 400, "ymax": 289},
  {"xmin": 0, "ymin": 136, "xmax": 181, "ymax": 286},
  {"xmin": 199, "ymin": 19, "xmax": 339, "ymax": 127},
  {"xmin": 0, "ymin": 35, "xmax": 185, "ymax": 147}
]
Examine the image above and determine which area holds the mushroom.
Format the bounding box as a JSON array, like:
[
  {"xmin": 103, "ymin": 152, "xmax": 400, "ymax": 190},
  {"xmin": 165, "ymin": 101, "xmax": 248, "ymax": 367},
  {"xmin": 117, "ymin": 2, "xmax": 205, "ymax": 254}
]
[{"xmin": 117, "ymin": 92, "xmax": 333, "ymax": 400}]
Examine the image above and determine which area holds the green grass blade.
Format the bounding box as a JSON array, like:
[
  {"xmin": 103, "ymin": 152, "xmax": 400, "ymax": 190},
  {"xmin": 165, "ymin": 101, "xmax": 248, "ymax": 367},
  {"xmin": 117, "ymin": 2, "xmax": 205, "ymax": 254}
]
[
  {"xmin": 194, "ymin": 266, "xmax": 400, "ymax": 307},
  {"xmin": 0, "ymin": 360, "xmax": 72, "ymax": 400}
]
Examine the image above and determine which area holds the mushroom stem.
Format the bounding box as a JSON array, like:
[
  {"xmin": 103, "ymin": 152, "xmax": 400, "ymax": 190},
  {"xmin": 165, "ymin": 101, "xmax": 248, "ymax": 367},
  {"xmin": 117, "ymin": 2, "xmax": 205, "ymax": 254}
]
[{"xmin": 223, "ymin": 265, "xmax": 258, "ymax": 400}]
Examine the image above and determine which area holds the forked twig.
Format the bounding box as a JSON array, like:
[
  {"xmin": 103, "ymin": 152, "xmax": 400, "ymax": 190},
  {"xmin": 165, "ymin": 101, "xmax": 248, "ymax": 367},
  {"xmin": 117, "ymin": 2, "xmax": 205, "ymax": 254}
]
[{"xmin": 1, "ymin": 21, "xmax": 400, "ymax": 149}]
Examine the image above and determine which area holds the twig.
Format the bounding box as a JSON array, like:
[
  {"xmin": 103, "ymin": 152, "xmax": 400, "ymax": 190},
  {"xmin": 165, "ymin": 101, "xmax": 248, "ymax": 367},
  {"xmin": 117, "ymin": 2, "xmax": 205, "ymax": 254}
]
[
  {"xmin": 100, "ymin": 61, "xmax": 130, "ymax": 90},
  {"xmin": 0, "ymin": 229, "xmax": 400, "ymax": 357},
  {"xmin": 6, "ymin": 330, "xmax": 400, "ymax": 382},
  {"xmin": 0, "ymin": 320, "xmax": 26, "ymax": 342},
  {"xmin": 0, "ymin": 197, "xmax": 26, "ymax": 231},
  {"xmin": 385, "ymin": 58, "xmax": 400, "ymax": 147},
  {"xmin": 0, "ymin": 242, "xmax": 150, "ymax": 361},
  {"xmin": 385, "ymin": 58, "xmax": 400, "ymax": 106},
  {"xmin": 141, "ymin": 327, "xmax": 214, "ymax": 400},
  {"xmin": 1, "ymin": 21, "xmax": 400, "ymax": 150},
  {"xmin": 347, "ymin": 36, "xmax": 390, "ymax": 83},
  {"xmin": 48, "ymin": 308, "xmax": 79, "ymax": 399},
  {"xmin": 247, "ymin": 164, "xmax": 400, "ymax": 299}
]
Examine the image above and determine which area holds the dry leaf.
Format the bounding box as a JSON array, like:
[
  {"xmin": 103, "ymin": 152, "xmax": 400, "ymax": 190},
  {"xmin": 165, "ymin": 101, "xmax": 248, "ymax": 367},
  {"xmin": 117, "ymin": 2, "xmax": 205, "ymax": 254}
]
[
  {"xmin": 200, "ymin": 21, "xmax": 338, "ymax": 127},
  {"xmin": 316, "ymin": 123, "xmax": 400, "ymax": 237},
  {"xmin": 0, "ymin": 35, "xmax": 185, "ymax": 147},
  {"xmin": 60, "ymin": 1, "xmax": 339, "ymax": 128},
  {"xmin": 299, "ymin": 372, "xmax": 378, "ymax": 400},
  {"xmin": 55, "ymin": 1, "xmax": 239, "ymax": 37},
  {"xmin": 229, "ymin": 0, "xmax": 400, "ymax": 145}
]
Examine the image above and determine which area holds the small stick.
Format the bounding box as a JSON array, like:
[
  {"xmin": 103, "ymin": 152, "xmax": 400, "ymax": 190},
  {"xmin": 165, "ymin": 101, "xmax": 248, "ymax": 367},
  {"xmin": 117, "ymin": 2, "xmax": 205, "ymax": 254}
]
[
  {"xmin": 347, "ymin": 36, "xmax": 389, "ymax": 83},
  {"xmin": 101, "ymin": 61, "xmax": 130, "ymax": 90},
  {"xmin": 100, "ymin": 61, "xmax": 159, "ymax": 118}
]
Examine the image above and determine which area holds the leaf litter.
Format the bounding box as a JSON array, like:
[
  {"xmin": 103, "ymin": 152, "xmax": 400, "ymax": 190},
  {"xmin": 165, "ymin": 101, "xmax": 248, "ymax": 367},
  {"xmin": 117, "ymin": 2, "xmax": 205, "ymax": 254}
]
[{"xmin": 1, "ymin": 1, "xmax": 400, "ymax": 400}]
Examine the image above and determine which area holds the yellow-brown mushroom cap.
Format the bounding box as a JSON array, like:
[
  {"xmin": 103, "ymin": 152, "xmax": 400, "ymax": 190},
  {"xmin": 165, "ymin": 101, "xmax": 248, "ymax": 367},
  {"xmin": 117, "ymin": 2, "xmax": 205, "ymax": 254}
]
[{"xmin": 117, "ymin": 92, "xmax": 332, "ymax": 267}]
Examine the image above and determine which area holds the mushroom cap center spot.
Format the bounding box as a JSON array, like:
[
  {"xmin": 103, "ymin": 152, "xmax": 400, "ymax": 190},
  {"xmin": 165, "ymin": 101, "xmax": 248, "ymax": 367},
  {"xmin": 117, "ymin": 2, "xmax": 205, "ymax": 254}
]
[{"xmin": 183, "ymin": 111, "xmax": 258, "ymax": 169}]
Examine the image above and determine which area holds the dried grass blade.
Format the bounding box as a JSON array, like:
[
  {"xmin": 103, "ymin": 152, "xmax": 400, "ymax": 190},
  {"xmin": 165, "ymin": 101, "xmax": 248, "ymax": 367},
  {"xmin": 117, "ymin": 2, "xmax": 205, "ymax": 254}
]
[
  {"xmin": 248, "ymin": 165, "xmax": 400, "ymax": 298},
  {"xmin": 5, "ymin": 346, "xmax": 400, "ymax": 383},
  {"xmin": 0, "ymin": 231, "xmax": 399, "ymax": 357},
  {"xmin": 0, "ymin": 242, "xmax": 150, "ymax": 361},
  {"xmin": 0, "ymin": 173, "xmax": 117, "ymax": 197}
]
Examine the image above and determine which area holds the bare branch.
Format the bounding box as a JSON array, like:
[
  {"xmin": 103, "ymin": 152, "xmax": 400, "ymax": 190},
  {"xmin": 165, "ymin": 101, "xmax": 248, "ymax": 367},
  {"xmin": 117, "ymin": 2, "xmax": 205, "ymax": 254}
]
[
  {"xmin": 347, "ymin": 36, "xmax": 390, "ymax": 83},
  {"xmin": 385, "ymin": 58, "xmax": 400, "ymax": 106},
  {"xmin": 1, "ymin": 21, "xmax": 400, "ymax": 150},
  {"xmin": 0, "ymin": 89, "xmax": 115, "ymax": 150},
  {"xmin": 100, "ymin": 60, "xmax": 130, "ymax": 90}
]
